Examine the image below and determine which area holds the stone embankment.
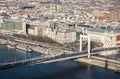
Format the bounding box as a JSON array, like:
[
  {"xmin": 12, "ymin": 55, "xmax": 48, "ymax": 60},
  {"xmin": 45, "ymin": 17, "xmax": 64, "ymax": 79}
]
[{"xmin": 76, "ymin": 56, "xmax": 120, "ymax": 72}]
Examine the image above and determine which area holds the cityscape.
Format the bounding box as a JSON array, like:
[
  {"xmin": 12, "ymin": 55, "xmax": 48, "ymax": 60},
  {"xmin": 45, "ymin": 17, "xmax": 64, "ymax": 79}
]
[{"xmin": 0, "ymin": 0, "xmax": 120, "ymax": 79}]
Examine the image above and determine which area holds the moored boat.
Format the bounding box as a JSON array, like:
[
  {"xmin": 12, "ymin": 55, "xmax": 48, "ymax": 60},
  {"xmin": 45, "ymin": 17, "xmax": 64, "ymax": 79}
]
[
  {"xmin": 6, "ymin": 42, "xmax": 18, "ymax": 49},
  {"xmin": 6, "ymin": 45, "xmax": 16, "ymax": 49},
  {"xmin": 16, "ymin": 45, "xmax": 32, "ymax": 52},
  {"xmin": 115, "ymin": 69, "xmax": 120, "ymax": 74}
]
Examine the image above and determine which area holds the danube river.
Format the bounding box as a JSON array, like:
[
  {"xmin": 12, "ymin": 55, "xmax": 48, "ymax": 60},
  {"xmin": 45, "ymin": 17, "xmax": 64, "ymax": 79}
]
[
  {"xmin": 0, "ymin": 45, "xmax": 120, "ymax": 79},
  {"xmin": 0, "ymin": 45, "xmax": 41, "ymax": 63}
]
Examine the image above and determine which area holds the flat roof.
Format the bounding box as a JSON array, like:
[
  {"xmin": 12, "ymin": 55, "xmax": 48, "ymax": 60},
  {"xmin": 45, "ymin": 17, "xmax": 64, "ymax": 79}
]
[{"xmin": 87, "ymin": 27, "xmax": 120, "ymax": 34}]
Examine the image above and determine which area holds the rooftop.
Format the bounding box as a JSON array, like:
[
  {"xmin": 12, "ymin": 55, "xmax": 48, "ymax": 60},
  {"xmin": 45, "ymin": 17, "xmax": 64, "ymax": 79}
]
[{"xmin": 87, "ymin": 27, "xmax": 120, "ymax": 34}]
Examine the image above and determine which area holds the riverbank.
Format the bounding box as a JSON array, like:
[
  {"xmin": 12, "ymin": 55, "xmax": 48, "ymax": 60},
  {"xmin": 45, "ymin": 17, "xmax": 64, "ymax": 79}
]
[
  {"xmin": 0, "ymin": 39, "xmax": 7, "ymax": 45},
  {"xmin": 0, "ymin": 37, "xmax": 66, "ymax": 55},
  {"xmin": 0, "ymin": 38, "xmax": 61, "ymax": 55},
  {"xmin": 32, "ymin": 46, "xmax": 62, "ymax": 55},
  {"xmin": 75, "ymin": 56, "xmax": 120, "ymax": 72}
]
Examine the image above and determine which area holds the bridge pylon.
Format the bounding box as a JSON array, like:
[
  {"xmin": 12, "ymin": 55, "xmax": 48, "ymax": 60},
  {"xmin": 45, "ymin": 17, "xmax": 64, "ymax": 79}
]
[{"xmin": 79, "ymin": 35, "xmax": 91, "ymax": 58}]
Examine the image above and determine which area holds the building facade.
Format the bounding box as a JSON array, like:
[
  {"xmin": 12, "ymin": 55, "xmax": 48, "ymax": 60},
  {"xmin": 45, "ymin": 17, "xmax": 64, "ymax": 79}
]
[
  {"xmin": 2, "ymin": 20, "xmax": 26, "ymax": 34},
  {"xmin": 87, "ymin": 27, "xmax": 120, "ymax": 47}
]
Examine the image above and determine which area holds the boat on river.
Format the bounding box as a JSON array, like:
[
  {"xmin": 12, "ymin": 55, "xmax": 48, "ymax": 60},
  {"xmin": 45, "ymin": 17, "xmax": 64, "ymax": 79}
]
[
  {"xmin": 6, "ymin": 42, "xmax": 18, "ymax": 49},
  {"xmin": 115, "ymin": 69, "xmax": 120, "ymax": 74},
  {"xmin": 16, "ymin": 45, "xmax": 32, "ymax": 52},
  {"xmin": 6, "ymin": 42, "xmax": 32, "ymax": 52},
  {"xmin": 6, "ymin": 45, "xmax": 16, "ymax": 49}
]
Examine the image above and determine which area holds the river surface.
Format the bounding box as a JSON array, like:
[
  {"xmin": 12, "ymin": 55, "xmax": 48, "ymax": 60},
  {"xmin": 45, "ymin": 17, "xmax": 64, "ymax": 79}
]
[
  {"xmin": 0, "ymin": 45, "xmax": 41, "ymax": 63},
  {"xmin": 0, "ymin": 45, "xmax": 120, "ymax": 79}
]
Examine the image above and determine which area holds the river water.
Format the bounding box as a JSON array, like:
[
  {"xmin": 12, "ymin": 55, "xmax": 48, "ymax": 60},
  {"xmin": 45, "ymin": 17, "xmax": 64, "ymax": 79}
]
[
  {"xmin": 0, "ymin": 45, "xmax": 120, "ymax": 79},
  {"xmin": 0, "ymin": 45, "xmax": 41, "ymax": 63}
]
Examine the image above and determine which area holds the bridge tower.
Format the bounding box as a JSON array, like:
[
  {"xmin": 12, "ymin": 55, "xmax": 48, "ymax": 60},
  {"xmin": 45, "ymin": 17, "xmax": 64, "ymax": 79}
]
[{"xmin": 79, "ymin": 35, "xmax": 91, "ymax": 58}]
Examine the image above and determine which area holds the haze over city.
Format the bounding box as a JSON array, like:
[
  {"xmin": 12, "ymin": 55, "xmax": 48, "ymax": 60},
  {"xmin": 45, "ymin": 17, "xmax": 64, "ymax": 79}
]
[{"xmin": 0, "ymin": 0, "xmax": 120, "ymax": 79}]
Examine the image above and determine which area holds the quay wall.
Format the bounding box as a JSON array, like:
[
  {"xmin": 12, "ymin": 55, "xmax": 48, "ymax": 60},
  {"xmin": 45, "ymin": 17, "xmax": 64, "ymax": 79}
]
[
  {"xmin": 75, "ymin": 56, "xmax": 120, "ymax": 71},
  {"xmin": 0, "ymin": 39, "xmax": 7, "ymax": 44}
]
